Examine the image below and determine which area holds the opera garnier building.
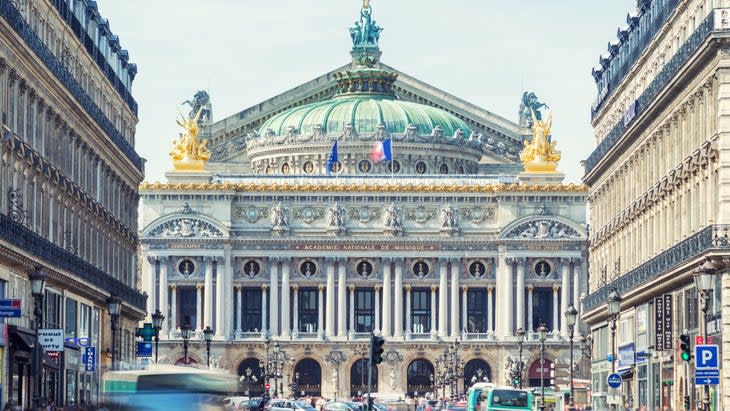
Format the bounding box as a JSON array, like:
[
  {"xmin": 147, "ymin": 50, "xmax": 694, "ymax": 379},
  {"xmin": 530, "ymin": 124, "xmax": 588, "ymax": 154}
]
[{"xmin": 138, "ymin": 1, "xmax": 589, "ymax": 402}]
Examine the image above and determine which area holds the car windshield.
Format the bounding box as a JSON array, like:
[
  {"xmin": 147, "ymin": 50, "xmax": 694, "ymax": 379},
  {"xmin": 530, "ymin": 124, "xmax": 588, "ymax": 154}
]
[
  {"xmin": 490, "ymin": 390, "xmax": 529, "ymax": 407},
  {"xmin": 295, "ymin": 401, "xmax": 315, "ymax": 409}
]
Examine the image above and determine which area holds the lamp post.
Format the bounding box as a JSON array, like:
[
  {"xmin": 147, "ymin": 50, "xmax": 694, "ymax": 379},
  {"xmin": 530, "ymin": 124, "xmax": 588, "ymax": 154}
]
[
  {"xmin": 203, "ymin": 326, "xmax": 214, "ymax": 368},
  {"xmin": 29, "ymin": 267, "xmax": 47, "ymax": 408},
  {"xmin": 579, "ymin": 334, "xmax": 592, "ymax": 360},
  {"xmin": 151, "ymin": 309, "xmax": 165, "ymax": 364},
  {"xmin": 606, "ymin": 289, "xmax": 622, "ymax": 411},
  {"xmin": 565, "ymin": 304, "xmax": 578, "ymax": 410},
  {"xmin": 537, "ymin": 323, "xmax": 548, "ymax": 411},
  {"xmin": 516, "ymin": 327, "xmax": 525, "ymax": 389},
  {"xmin": 694, "ymin": 258, "xmax": 719, "ymax": 411},
  {"xmin": 293, "ymin": 371, "xmax": 300, "ymax": 398},
  {"xmin": 180, "ymin": 321, "xmax": 192, "ymax": 365},
  {"xmin": 273, "ymin": 341, "xmax": 281, "ymax": 396},
  {"xmin": 429, "ymin": 373, "xmax": 435, "ymax": 394},
  {"xmin": 106, "ymin": 293, "xmax": 122, "ymax": 371}
]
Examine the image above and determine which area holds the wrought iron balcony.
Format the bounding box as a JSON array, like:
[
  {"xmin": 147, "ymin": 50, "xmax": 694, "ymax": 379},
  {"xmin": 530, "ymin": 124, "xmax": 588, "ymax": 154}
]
[
  {"xmin": 584, "ymin": 11, "xmax": 714, "ymax": 177},
  {"xmin": 0, "ymin": 212, "xmax": 146, "ymax": 310},
  {"xmin": 583, "ymin": 224, "xmax": 730, "ymax": 312}
]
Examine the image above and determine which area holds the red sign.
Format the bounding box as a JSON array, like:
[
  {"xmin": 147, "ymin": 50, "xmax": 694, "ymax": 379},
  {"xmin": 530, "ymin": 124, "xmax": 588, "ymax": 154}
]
[
  {"xmin": 696, "ymin": 336, "xmax": 704, "ymax": 345},
  {"xmin": 528, "ymin": 358, "xmax": 553, "ymax": 378},
  {"xmin": 265, "ymin": 384, "xmax": 271, "ymax": 390}
]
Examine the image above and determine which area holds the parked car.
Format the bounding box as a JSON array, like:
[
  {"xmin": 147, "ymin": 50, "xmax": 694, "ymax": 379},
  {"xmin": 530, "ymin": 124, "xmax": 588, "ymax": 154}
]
[
  {"xmin": 224, "ymin": 397, "xmax": 250, "ymax": 410},
  {"xmin": 269, "ymin": 400, "xmax": 318, "ymax": 411},
  {"xmin": 241, "ymin": 398, "xmax": 265, "ymax": 411},
  {"xmin": 322, "ymin": 402, "xmax": 362, "ymax": 411},
  {"xmin": 445, "ymin": 400, "xmax": 466, "ymax": 411}
]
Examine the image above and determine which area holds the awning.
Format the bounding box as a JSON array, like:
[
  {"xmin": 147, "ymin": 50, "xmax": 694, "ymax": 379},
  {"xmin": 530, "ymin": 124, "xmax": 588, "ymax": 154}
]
[
  {"xmin": 8, "ymin": 326, "xmax": 35, "ymax": 351},
  {"xmin": 620, "ymin": 369, "xmax": 634, "ymax": 380}
]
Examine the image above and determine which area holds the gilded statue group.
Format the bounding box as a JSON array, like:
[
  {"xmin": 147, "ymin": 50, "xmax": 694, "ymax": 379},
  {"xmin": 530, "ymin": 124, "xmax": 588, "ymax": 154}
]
[{"xmin": 170, "ymin": 105, "xmax": 211, "ymax": 163}]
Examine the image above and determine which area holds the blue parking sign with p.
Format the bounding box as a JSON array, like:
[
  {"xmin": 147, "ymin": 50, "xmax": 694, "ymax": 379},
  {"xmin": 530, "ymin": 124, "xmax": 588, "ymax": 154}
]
[{"xmin": 695, "ymin": 345, "xmax": 719, "ymax": 369}]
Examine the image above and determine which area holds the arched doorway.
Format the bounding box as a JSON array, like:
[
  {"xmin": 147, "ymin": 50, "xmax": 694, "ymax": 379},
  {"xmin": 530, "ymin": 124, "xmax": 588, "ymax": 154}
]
[
  {"xmin": 238, "ymin": 358, "xmax": 264, "ymax": 396},
  {"xmin": 350, "ymin": 359, "xmax": 378, "ymax": 397},
  {"xmin": 528, "ymin": 358, "xmax": 553, "ymax": 388},
  {"xmin": 294, "ymin": 359, "xmax": 322, "ymax": 397},
  {"xmin": 464, "ymin": 359, "xmax": 492, "ymax": 386},
  {"xmin": 174, "ymin": 357, "xmax": 198, "ymax": 366},
  {"xmin": 406, "ymin": 359, "xmax": 434, "ymax": 397}
]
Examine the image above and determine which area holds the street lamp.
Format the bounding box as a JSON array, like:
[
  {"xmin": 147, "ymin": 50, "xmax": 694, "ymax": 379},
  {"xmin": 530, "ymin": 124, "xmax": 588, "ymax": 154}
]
[
  {"xmin": 241, "ymin": 367, "xmax": 255, "ymax": 396},
  {"xmin": 579, "ymin": 334, "xmax": 592, "ymax": 360},
  {"xmin": 516, "ymin": 327, "xmax": 525, "ymax": 389},
  {"xmin": 180, "ymin": 322, "xmax": 192, "ymax": 365},
  {"xmin": 694, "ymin": 258, "xmax": 720, "ymax": 411},
  {"xmin": 537, "ymin": 323, "xmax": 548, "ymax": 411},
  {"xmin": 29, "ymin": 266, "xmax": 47, "ymax": 408},
  {"xmin": 606, "ymin": 289, "xmax": 622, "ymax": 411},
  {"xmin": 151, "ymin": 309, "xmax": 165, "ymax": 364},
  {"xmin": 203, "ymin": 326, "xmax": 214, "ymax": 368},
  {"xmin": 565, "ymin": 304, "xmax": 578, "ymax": 409},
  {"xmin": 106, "ymin": 293, "xmax": 122, "ymax": 371}
]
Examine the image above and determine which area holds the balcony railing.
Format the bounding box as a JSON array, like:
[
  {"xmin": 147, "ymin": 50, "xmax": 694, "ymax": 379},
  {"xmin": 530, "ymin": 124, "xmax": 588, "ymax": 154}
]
[
  {"xmin": 584, "ymin": 11, "xmax": 714, "ymax": 177},
  {"xmin": 0, "ymin": 212, "xmax": 146, "ymax": 310},
  {"xmin": 0, "ymin": 2, "xmax": 144, "ymax": 172},
  {"xmin": 583, "ymin": 224, "xmax": 730, "ymax": 312}
]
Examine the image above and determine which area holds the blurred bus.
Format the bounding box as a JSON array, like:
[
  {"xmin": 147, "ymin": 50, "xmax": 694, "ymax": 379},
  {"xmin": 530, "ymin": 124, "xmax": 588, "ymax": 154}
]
[
  {"xmin": 467, "ymin": 384, "xmax": 533, "ymax": 411},
  {"xmin": 101, "ymin": 365, "xmax": 237, "ymax": 410}
]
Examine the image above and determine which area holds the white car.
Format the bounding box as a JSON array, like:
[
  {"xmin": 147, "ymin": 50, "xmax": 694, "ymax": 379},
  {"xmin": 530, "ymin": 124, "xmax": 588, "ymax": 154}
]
[{"xmin": 224, "ymin": 396, "xmax": 251, "ymax": 410}]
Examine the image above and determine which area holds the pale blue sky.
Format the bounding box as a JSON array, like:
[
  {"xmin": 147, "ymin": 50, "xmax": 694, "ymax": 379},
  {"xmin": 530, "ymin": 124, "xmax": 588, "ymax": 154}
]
[{"xmin": 101, "ymin": 0, "xmax": 635, "ymax": 183}]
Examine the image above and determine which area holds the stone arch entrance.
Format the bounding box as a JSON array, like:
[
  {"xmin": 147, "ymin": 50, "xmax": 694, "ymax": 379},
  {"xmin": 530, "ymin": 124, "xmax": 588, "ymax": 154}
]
[
  {"xmin": 174, "ymin": 357, "xmax": 198, "ymax": 366},
  {"xmin": 238, "ymin": 358, "xmax": 264, "ymax": 396},
  {"xmin": 528, "ymin": 358, "xmax": 553, "ymax": 388},
  {"xmin": 406, "ymin": 359, "xmax": 434, "ymax": 397},
  {"xmin": 464, "ymin": 359, "xmax": 492, "ymax": 386},
  {"xmin": 294, "ymin": 358, "xmax": 322, "ymax": 397},
  {"xmin": 350, "ymin": 358, "xmax": 378, "ymax": 397}
]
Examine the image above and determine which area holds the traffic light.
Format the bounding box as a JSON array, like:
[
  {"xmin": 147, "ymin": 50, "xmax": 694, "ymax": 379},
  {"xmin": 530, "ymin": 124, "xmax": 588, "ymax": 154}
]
[
  {"xmin": 684, "ymin": 395, "xmax": 690, "ymax": 410},
  {"xmin": 370, "ymin": 334, "xmax": 385, "ymax": 365},
  {"xmin": 679, "ymin": 334, "xmax": 691, "ymax": 362}
]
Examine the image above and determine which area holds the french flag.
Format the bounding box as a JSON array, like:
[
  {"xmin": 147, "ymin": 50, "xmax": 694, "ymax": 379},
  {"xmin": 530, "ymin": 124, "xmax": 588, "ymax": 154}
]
[{"xmin": 371, "ymin": 138, "xmax": 392, "ymax": 163}]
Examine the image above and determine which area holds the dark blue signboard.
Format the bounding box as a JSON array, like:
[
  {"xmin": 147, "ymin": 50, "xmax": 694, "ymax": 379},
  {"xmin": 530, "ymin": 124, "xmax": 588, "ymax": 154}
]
[
  {"xmin": 84, "ymin": 347, "xmax": 96, "ymax": 372},
  {"xmin": 136, "ymin": 342, "xmax": 153, "ymax": 358},
  {"xmin": 0, "ymin": 299, "xmax": 21, "ymax": 318}
]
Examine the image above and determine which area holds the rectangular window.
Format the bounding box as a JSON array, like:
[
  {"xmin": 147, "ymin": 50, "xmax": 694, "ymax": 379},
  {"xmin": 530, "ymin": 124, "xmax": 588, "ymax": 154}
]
[
  {"xmin": 45, "ymin": 291, "xmax": 62, "ymax": 328},
  {"xmin": 78, "ymin": 303, "xmax": 91, "ymax": 339},
  {"xmin": 242, "ymin": 289, "xmax": 262, "ymax": 332},
  {"xmin": 354, "ymin": 289, "xmax": 374, "ymax": 333},
  {"xmin": 298, "ymin": 288, "xmax": 317, "ymax": 333},
  {"xmin": 91, "ymin": 307, "xmax": 100, "ymax": 348},
  {"xmin": 65, "ymin": 298, "xmax": 78, "ymax": 339},
  {"xmin": 177, "ymin": 286, "xmax": 197, "ymax": 329},
  {"xmin": 466, "ymin": 289, "xmax": 487, "ymax": 333},
  {"xmin": 411, "ymin": 289, "xmax": 430, "ymax": 334},
  {"xmin": 684, "ymin": 288, "xmax": 698, "ymax": 331}
]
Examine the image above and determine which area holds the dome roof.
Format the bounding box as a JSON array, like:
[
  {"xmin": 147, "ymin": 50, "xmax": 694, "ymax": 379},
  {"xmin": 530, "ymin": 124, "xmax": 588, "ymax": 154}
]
[{"xmin": 259, "ymin": 93, "xmax": 471, "ymax": 138}]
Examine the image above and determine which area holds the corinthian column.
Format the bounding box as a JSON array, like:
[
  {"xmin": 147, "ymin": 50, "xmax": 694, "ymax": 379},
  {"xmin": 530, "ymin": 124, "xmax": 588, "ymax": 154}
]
[
  {"xmin": 292, "ymin": 285, "xmax": 299, "ymax": 338},
  {"xmin": 349, "ymin": 285, "xmax": 356, "ymax": 336},
  {"xmin": 158, "ymin": 257, "xmax": 169, "ymax": 334},
  {"xmin": 382, "ymin": 258, "xmax": 392, "ymax": 337},
  {"xmin": 450, "ymin": 259, "xmax": 460, "ymax": 338},
  {"xmin": 495, "ymin": 257, "xmax": 514, "ymax": 338},
  {"xmin": 374, "ymin": 285, "xmax": 381, "ymax": 334},
  {"xmin": 170, "ymin": 284, "xmax": 177, "ymax": 333},
  {"xmin": 269, "ymin": 258, "xmax": 279, "ymax": 337},
  {"xmin": 261, "ymin": 285, "xmax": 268, "ymax": 337},
  {"xmin": 318, "ymin": 285, "xmax": 325, "ymax": 337},
  {"xmin": 326, "ymin": 258, "xmax": 336, "ymax": 337},
  {"xmin": 573, "ymin": 259, "xmax": 582, "ymax": 316},
  {"xmin": 235, "ymin": 285, "xmax": 242, "ymax": 334},
  {"xmin": 195, "ymin": 283, "xmax": 203, "ymax": 331},
  {"xmin": 405, "ymin": 285, "xmax": 412, "ymax": 338},
  {"xmin": 515, "ymin": 258, "xmax": 526, "ymax": 333},
  {"xmin": 487, "ymin": 285, "xmax": 494, "ymax": 335},
  {"xmin": 527, "ymin": 285, "xmax": 534, "ymax": 332},
  {"xmin": 560, "ymin": 258, "xmax": 571, "ymax": 337},
  {"xmin": 552, "ymin": 285, "xmax": 559, "ymax": 334},
  {"xmin": 430, "ymin": 285, "xmax": 438, "ymax": 338},
  {"xmin": 338, "ymin": 258, "xmax": 347, "ymax": 338},
  {"xmin": 281, "ymin": 258, "xmax": 291, "ymax": 337},
  {"xmin": 204, "ymin": 257, "xmax": 213, "ymax": 329},
  {"xmin": 393, "ymin": 259, "xmax": 404, "ymax": 337},
  {"xmin": 438, "ymin": 259, "xmax": 448, "ymax": 337}
]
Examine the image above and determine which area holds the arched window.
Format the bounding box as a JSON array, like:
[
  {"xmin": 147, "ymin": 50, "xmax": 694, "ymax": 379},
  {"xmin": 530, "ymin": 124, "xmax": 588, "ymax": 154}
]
[
  {"xmin": 350, "ymin": 359, "xmax": 378, "ymax": 397},
  {"xmin": 406, "ymin": 359, "xmax": 434, "ymax": 397},
  {"xmin": 464, "ymin": 359, "xmax": 492, "ymax": 386},
  {"xmin": 238, "ymin": 358, "xmax": 264, "ymax": 396},
  {"xmin": 294, "ymin": 359, "xmax": 322, "ymax": 397},
  {"xmin": 528, "ymin": 358, "xmax": 553, "ymax": 388}
]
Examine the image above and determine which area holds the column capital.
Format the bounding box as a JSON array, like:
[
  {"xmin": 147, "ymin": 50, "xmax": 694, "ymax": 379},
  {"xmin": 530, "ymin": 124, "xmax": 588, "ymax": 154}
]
[
  {"xmin": 157, "ymin": 256, "xmax": 169, "ymax": 262},
  {"xmin": 393, "ymin": 257, "xmax": 405, "ymax": 263},
  {"xmin": 381, "ymin": 257, "xmax": 392, "ymax": 263},
  {"xmin": 338, "ymin": 257, "xmax": 348, "ymax": 263},
  {"xmin": 169, "ymin": 284, "xmax": 177, "ymax": 291},
  {"xmin": 146, "ymin": 255, "xmax": 158, "ymax": 264},
  {"xmin": 270, "ymin": 257, "xmax": 280, "ymax": 264},
  {"xmin": 203, "ymin": 256, "xmax": 214, "ymax": 262},
  {"xmin": 504, "ymin": 257, "xmax": 515, "ymax": 264},
  {"xmin": 461, "ymin": 285, "xmax": 468, "ymax": 292},
  {"xmin": 215, "ymin": 256, "xmax": 225, "ymax": 264},
  {"xmin": 318, "ymin": 284, "xmax": 326, "ymax": 291},
  {"xmin": 292, "ymin": 284, "xmax": 299, "ymax": 291},
  {"xmin": 527, "ymin": 285, "xmax": 534, "ymax": 291},
  {"xmin": 348, "ymin": 285, "xmax": 356, "ymax": 292},
  {"xmin": 374, "ymin": 285, "xmax": 381, "ymax": 291},
  {"xmin": 430, "ymin": 285, "xmax": 438, "ymax": 291},
  {"xmin": 280, "ymin": 256, "xmax": 292, "ymax": 263},
  {"xmin": 261, "ymin": 285, "xmax": 269, "ymax": 291},
  {"xmin": 449, "ymin": 257, "xmax": 461, "ymax": 264},
  {"xmin": 515, "ymin": 257, "xmax": 527, "ymax": 264},
  {"xmin": 325, "ymin": 257, "xmax": 336, "ymax": 264},
  {"xmin": 552, "ymin": 284, "xmax": 560, "ymax": 292},
  {"xmin": 571, "ymin": 257, "xmax": 583, "ymax": 264},
  {"xmin": 404, "ymin": 284, "xmax": 412, "ymax": 291},
  {"xmin": 235, "ymin": 284, "xmax": 243, "ymax": 291},
  {"xmin": 487, "ymin": 285, "xmax": 494, "ymax": 292},
  {"xmin": 560, "ymin": 257, "xmax": 572, "ymax": 264},
  {"xmin": 437, "ymin": 257, "xmax": 449, "ymax": 265},
  {"xmin": 196, "ymin": 283, "xmax": 203, "ymax": 290}
]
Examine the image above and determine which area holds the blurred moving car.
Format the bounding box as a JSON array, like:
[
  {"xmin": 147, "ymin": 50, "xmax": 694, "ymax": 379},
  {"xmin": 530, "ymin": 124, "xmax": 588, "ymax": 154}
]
[
  {"xmin": 269, "ymin": 400, "xmax": 318, "ymax": 411},
  {"xmin": 224, "ymin": 397, "xmax": 250, "ymax": 410},
  {"xmin": 445, "ymin": 400, "xmax": 467, "ymax": 411},
  {"xmin": 322, "ymin": 401, "xmax": 363, "ymax": 411},
  {"xmin": 240, "ymin": 398, "xmax": 265, "ymax": 411}
]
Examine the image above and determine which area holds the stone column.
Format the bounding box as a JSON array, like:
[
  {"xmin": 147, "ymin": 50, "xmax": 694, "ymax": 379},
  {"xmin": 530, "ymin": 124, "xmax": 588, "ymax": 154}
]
[
  {"xmin": 487, "ymin": 285, "xmax": 494, "ymax": 335},
  {"xmin": 560, "ymin": 258, "xmax": 571, "ymax": 337},
  {"xmin": 405, "ymin": 285, "xmax": 412, "ymax": 338},
  {"xmin": 495, "ymin": 257, "xmax": 514, "ymax": 338},
  {"xmin": 144, "ymin": 255, "xmax": 156, "ymax": 322},
  {"xmin": 281, "ymin": 258, "xmax": 291, "ymax": 338},
  {"xmin": 170, "ymin": 284, "xmax": 177, "ymax": 333},
  {"xmin": 393, "ymin": 259, "xmax": 404, "ymax": 337},
  {"xmin": 235, "ymin": 285, "xmax": 242, "ymax": 334},
  {"xmin": 527, "ymin": 285, "xmax": 534, "ymax": 332},
  {"xmin": 204, "ymin": 257, "xmax": 213, "ymax": 330},
  {"xmin": 573, "ymin": 259, "xmax": 582, "ymax": 314},
  {"xmin": 382, "ymin": 258, "xmax": 392, "ymax": 337},
  {"xmin": 326, "ymin": 258, "xmax": 336, "ymax": 338},
  {"xmin": 374, "ymin": 285, "xmax": 381, "ymax": 334},
  {"xmin": 338, "ymin": 258, "xmax": 347, "ymax": 338},
  {"xmin": 317, "ymin": 285, "xmax": 325, "ymax": 337},
  {"xmin": 450, "ymin": 259, "xmax": 460, "ymax": 338},
  {"xmin": 196, "ymin": 284, "xmax": 203, "ymax": 331},
  {"xmin": 430, "ymin": 285, "xmax": 438, "ymax": 337},
  {"xmin": 292, "ymin": 285, "xmax": 299, "ymax": 338},
  {"xmin": 159, "ymin": 258, "xmax": 169, "ymax": 334},
  {"xmin": 515, "ymin": 258, "xmax": 526, "ymax": 332},
  {"xmin": 461, "ymin": 286, "xmax": 468, "ymax": 334},
  {"xmin": 438, "ymin": 259, "xmax": 448, "ymax": 337},
  {"xmin": 552, "ymin": 285, "xmax": 559, "ymax": 334},
  {"xmin": 269, "ymin": 258, "xmax": 279, "ymax": 337},
  {"xmin": 215, "ymin": 256, "xmax": 226, "ymax": 337},
  {"xmin": 223, "ymin": 251, "xmax": 234, "ymax": 339},
  {"xmin": 349, "ymin": 285, "xmax": 356, "ymax": 335},
  {"xmin": 261, "ymin": 285, "xmax": 269, "ymax": 336}
]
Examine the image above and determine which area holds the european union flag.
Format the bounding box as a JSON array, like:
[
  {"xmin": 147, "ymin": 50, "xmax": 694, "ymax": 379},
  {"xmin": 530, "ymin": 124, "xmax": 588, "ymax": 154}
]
[{"xmin": 326, "ymin": 141, "xmax": 338, "ymax": 175}]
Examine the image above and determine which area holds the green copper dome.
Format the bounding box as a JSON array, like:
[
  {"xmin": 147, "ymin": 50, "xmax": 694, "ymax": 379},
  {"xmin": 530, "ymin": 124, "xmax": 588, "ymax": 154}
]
[{"xmin": 259, "ymin": 94, "xmax": 471, "ymax": 138}]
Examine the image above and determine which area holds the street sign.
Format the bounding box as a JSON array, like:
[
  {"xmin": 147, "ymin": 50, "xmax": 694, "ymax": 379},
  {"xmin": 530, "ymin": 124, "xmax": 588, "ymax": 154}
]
[
  {"xmin": 695, "ymin": 369, "xmax": 720, "ymax": 378},
  {"xmin": 38, "ymin": 329, "xmax": 64, "ymax": 351},
  {"xmin": 136, "ymin": 323, "xmax": 155, "ymax": 342},
  {"xmin": 696, "ymin": 336, "xmax": 704, "ymax": 345},
  {"xmin": 696, "ymin": 377, "xmax": 720, "ymax": 385},
  {"xmin": 607, "ymin": 373, "xmax": 622, "ymax": 389},
  {"xmin": 695, "ymin": 345, "xmax": 719, "ymax": 369},
  {"xmin": 136, "ymin": 342, "xmax": 153, "ymax": 357},
  {"xmin": 0, "ymin": 299, "xmax": 21, "ymax": 318},
  {"xmin": 84, "ymin": 347, "xmax": 96, "ymax": 371}
]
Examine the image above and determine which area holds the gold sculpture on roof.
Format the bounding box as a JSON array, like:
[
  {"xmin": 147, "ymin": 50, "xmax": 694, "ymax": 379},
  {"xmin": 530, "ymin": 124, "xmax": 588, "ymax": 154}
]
[
  {"xmin": 520, "ymin": 110, "xmax": 561, "ymax": 173},
  {"xmin": 169, "ymin": 107, "xmax": 210, "ymax": 172}
]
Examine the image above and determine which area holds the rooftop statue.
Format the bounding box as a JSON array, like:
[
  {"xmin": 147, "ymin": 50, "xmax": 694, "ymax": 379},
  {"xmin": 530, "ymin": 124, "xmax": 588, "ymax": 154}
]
[
  {"xmin": 170, "ymin": 107, "xmax": 211, "ymax": 167},
  {"xmin": 182, "ymin": 90, "xmax": 212, "ymax": 125},
  {"xmin": 518, "ymin": 91, "xmax": 548, "ymax": 127},
  {"xmin": 349, "ymin": 0, "xmax": 383, "ymax": 48},
  {"xmin": 519, "ymin": 110, "xmax": 561, "ymax": 173}
]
